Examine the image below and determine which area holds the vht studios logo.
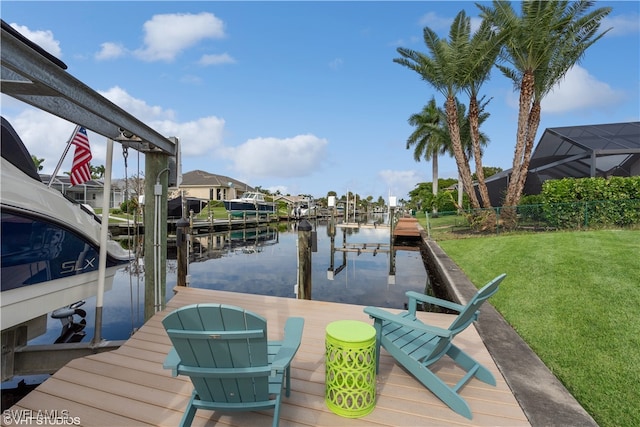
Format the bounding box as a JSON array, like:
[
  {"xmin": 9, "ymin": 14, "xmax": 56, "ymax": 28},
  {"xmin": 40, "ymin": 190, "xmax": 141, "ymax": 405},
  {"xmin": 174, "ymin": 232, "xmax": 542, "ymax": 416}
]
[{"xmin": 3, "ymin": 409, "xmax": 80, "ymax": 425}]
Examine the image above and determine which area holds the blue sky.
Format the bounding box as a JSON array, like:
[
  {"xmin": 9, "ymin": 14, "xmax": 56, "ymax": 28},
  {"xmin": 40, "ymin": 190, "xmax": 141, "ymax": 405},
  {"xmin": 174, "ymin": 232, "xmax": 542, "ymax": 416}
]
[{"xmin": 2, "ymin": 1, "xmax": 639, "ymax": 201}]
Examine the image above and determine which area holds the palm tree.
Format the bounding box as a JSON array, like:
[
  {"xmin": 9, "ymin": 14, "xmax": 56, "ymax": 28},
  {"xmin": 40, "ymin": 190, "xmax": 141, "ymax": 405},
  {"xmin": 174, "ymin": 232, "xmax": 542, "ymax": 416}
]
[
  {"xmin": 446, "ymin": 98, "xmax": 491, "ymax": 210},
  {"xmin": 395, "ymin": 12, "xmax": 482, "ymax": 210},
  {"xmin": 90, "ymin": 164, "xmax": 105, "ymax": 179},
  {"xmin": 31, "ymin": 155, "xmax": 44, "ymax": 171},
  {"xmin": 405, "ymin": 97, "xmax": 450, "ymax": 207},
  {"xmin": 478, "ymin": 0, "xmax": 611, "ymax": 210},
  {"xmin": 455, "ymin": 13, "xmax": 503, "ymax": 209}
]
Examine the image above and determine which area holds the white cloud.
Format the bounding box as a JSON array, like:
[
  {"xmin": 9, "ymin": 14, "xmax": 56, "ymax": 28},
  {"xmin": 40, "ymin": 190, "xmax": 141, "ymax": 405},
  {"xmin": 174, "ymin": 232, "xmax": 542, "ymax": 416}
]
[
  {"xmin": 227, "ymin": 135, "xmax": 328, "ymax": 179},
  {"xmin": 134, "ymin": 12, "xmax": 226, "ymax": 62},
  {"xmin": 469, "ymin": 17, "xmax": 482, "ymax": 34},
  {"xmin": 153, "ymin": 117, "xmax": 226, "ymax": 157},
  {"xmin": 99, "ymin": 87, "xmax": 225, "ymax": 157},
  {"xmin": 416, "ymin": 12, "xmax": 481, "ymax": 38},
  {"xmin": 99, "ymin": 86, "xmax": 176, "ymax": 121},
  {"xmin": 180, "ymin": 74, "xmax": 204, "ymax": 85},
  {"xmin": 378, "ymin": 169, "xmax": 423, "ymax": 200},
  {"xmin": 418, "ymin": 12, "xmax": 451, "ymax": 32},
  {"xmin": 95, "ymin": 42, "xmax": 126, "ymax": 60},
  {"xmin": 9, "ymin": 23, "xmax": 62, "ymax": 58},
  {"xmin": 329, "ymin": 58, "xmax": 343, "ymax": 70},
  {"xmin": 602, "ymin": 13, "xmax": 640, "ymax": 37},
  {"xmin": 541, "ymin": 65, "xmax": 625, "ymax": 113},
  {"xmin": 198, "ymin": 53, "xmax": 236, "ymax": 66}
]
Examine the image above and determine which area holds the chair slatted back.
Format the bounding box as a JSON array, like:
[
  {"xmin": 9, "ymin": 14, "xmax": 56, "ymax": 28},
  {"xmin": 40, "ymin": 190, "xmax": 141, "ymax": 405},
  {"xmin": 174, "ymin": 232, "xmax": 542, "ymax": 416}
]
[
  {"xmin": 412, "ymin": 274, "xmax": 505, "ymax": 365},
  {"xmin": 447, "ymin": 274, "xmax": 504, "ymax": 335},
  {"xmin": 163, "ymin": 304, "xmax": 270, "ymax": 404}
]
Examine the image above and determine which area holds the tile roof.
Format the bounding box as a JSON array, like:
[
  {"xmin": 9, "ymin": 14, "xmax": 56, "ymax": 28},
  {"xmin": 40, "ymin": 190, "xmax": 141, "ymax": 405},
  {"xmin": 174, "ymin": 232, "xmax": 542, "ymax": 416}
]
[{"xmin": 180, "ymin": 170, "xmax": 254, "ymax": 191}]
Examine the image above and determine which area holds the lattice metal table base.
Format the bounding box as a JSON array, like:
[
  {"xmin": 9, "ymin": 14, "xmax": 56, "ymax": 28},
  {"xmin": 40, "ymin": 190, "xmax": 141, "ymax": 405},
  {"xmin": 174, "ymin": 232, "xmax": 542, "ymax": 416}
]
[{"xmin": 325, "ymin": 320, "xmax": 376, "ymax": 418}]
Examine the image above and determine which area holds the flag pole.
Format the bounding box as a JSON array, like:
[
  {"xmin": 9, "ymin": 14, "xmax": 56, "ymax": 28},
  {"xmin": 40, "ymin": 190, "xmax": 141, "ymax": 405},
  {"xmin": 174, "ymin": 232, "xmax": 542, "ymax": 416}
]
[
  {"xmin": 48, "ymin": 124, "xmax": 80, "ymax": 187},
  {"xmin": 91, "ymin": 137, "xmax": 114, "ymax": 347}
]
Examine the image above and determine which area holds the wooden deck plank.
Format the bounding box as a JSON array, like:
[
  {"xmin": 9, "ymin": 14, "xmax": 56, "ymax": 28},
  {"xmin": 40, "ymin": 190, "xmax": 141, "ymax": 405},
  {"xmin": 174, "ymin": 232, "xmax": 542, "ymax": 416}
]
[{"xmin": 7, "ymin": 287, "xmax": 529, "ymax": 426}]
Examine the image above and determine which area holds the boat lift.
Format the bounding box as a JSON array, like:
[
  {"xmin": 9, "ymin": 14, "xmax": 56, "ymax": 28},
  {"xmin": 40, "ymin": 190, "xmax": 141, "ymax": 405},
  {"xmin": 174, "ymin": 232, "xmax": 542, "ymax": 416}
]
[{"xmin": 1, "ymin": 20, "xmax": 178, "ymax": 379}]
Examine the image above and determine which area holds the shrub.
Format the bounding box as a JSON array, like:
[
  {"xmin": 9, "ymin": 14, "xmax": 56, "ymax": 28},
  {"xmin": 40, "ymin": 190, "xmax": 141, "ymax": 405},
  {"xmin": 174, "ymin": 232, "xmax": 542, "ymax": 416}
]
[
  {"xmin": 518, "ymin": 194, "xmax": 545, "ymax": 222},
  {"xmin": 120, "ymin": 198, "xmax": 138, "ymax": 214},
  {"xmin": 541, "ymin": 176, "xmax": 640, "ymax": 228}
]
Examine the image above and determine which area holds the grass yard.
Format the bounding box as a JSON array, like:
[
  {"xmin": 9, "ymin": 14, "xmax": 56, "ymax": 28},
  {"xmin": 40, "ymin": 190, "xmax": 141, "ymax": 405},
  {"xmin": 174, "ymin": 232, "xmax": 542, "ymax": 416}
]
[{"xmin": 437, "ymin": 230, "xmax": 640, "ymax": 427}]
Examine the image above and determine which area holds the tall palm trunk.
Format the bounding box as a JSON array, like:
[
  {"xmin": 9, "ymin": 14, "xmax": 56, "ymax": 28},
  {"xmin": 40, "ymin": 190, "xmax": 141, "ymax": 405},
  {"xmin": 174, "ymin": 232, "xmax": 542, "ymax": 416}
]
[
  {"xmin": 514, "ymin": 101, "xmax": 541, "ymax": 199},
  {"xmin": 445, "ymin": 96, "xmax": 480, "ymax": 209},
  {"xmin": 505, "ymin": 71, "xmax": 535, "ymax": 207},
  {"xmin": 468, "ymin": 96, "xmax": 492, "ymax": 208},
  {"xmin": 458, "ymin": 175, "xmax": 463, "ymax": 211}
]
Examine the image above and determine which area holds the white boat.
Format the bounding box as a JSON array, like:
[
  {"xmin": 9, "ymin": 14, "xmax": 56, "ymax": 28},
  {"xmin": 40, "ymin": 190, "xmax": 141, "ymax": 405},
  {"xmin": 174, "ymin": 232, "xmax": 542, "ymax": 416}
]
[
  {"xmin": 223, "ymin": 191, "xmax": 275, "ymax": 217},
  {"xmin": 1, "ymin": 117, "xmax": 131, "ymax": 333},
  {"xmin": 291, "ymin": 198, "xmax": 317, "ymax": 219}
]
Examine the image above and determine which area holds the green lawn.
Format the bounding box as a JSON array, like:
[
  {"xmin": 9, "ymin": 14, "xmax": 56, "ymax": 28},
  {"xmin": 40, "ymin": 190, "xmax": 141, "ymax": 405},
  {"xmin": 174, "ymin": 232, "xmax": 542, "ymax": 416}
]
[{"xmin": 437, "ymin": 230, "xmax": 640, "ymax": 427}]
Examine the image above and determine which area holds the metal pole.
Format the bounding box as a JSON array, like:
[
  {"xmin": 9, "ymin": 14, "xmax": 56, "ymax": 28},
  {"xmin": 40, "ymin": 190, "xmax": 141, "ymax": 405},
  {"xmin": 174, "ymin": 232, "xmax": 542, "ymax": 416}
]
[
  {"xmin": 91, "ymin": 138, "xmax": 113, "ymax": 346},
  {"xmin": 48, "ymin": 125, "xmax": 79, "ymax": 187},
  {"xmin": 388, "ymin": 206, "xmax": 396, "ymax": 284}
]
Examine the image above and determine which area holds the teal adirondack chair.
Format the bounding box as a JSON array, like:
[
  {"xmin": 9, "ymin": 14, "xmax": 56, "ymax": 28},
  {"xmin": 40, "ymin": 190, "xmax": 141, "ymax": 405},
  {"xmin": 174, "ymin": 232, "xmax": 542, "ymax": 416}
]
[
  {"xmin": 363, "ymin": 274, "xmax": 506, "ymax": 419},
  {"xmin": 162, "ymin": 304, "xmax": 304, "ymax": 427}
]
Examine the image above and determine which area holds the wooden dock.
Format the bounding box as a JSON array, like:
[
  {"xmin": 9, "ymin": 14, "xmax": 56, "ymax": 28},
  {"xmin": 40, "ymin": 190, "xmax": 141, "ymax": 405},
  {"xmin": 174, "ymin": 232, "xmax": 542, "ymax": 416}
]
[
  {"xmin": 335, "ymin": 222, "xmax": 389, "ymax": 229},
  {"xmin": 109, "ymin": 216, "xmax": 280, "ymax": 237},
  {"xmin": 8, "ymin": 287, "xmax": 529, "ymax": 426},
  {"xmin": 393, "ymin": 217, "xmax": 422, "ymax": 239},
  {"xmin": 334, "ymin": 242, "xmax": 390, "ymax": 255}
]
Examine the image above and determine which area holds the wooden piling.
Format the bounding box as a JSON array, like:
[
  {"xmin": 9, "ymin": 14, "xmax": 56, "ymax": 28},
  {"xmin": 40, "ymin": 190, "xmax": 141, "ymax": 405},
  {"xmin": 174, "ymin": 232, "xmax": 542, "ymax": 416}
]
[
  {"xmin": 176, "ymin": 217, "xmax": 189, "ymax": 287},
  {"xmin": 297, "ymin": 219, "xmax": 312, "ymax": 300}
]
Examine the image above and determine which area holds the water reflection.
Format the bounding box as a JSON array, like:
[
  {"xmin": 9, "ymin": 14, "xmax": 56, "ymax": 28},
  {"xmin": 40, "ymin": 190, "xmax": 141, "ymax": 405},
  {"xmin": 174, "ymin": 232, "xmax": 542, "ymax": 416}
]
[
  {"xmin": 31, "ymin": 220, "xmax": 430, "ymax": 343},
  {"xmin": 187, "ymin": 221, "xmax": 428, "ymax": 308}
]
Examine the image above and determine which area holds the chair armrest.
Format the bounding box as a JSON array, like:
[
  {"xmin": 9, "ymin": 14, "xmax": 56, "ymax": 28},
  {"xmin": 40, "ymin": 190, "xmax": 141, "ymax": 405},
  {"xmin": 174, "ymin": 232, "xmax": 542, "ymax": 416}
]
[
  {"xmin": 271, "ymin": 317, "xmax": 304, "ymax": 373},
  {"xmin": 163, "ymin": 347, "xmax": 180, "ymax": 377},
  {"xmin": 406, "ymin": 291, "xmax": 465, "ymax": 313},
  {"xmin": 364, "ymin": 306, "xmax": 451, "ymax": 338}
]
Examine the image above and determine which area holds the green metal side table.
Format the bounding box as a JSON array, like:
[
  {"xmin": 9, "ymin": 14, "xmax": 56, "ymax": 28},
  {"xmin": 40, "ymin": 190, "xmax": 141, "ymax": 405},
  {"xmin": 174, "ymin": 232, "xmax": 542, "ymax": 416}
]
[{"xmin": 325, "ymin": 320, "xmax": 377, "ymax": 418}]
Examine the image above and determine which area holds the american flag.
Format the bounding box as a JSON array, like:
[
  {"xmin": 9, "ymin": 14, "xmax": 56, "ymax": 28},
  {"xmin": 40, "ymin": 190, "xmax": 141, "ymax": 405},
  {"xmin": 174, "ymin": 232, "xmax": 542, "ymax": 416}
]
[{"xmin": 70, "ymin": 126, "xmax": 92, "ymax": 186}]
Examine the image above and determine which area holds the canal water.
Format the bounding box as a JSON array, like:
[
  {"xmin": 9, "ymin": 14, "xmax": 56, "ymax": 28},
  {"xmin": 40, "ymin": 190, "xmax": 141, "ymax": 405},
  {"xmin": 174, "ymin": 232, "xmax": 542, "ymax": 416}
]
[{"xmin": 28, "ymin": 220, "xmax": 430, "ymax": 346}]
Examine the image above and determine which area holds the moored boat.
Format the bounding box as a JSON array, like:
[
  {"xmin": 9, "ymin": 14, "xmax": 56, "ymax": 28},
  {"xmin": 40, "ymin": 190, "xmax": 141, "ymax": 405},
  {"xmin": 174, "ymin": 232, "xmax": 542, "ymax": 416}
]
[
  {"xmin": 291, "ymin": 198, "xmax": 317, "ymax": 219},
  {"xmin": 223, "ymin": 191, "xmax": 275, "ymax": 217},
  {"xmin": 0, "ymin": 117, "xmax": 131, "ymax": 333}
]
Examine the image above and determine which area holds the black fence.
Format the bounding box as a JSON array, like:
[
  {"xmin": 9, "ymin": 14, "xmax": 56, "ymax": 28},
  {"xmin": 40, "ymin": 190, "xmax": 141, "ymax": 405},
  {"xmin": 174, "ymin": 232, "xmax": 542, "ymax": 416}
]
[{"xmin": 424, "ymin": 199, "xmax": 640, "ymax": 237}]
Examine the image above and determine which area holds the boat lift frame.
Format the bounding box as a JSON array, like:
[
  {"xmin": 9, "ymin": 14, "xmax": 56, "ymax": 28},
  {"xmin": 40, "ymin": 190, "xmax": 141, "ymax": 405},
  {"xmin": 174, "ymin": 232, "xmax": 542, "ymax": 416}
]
[{"xmin": 1, "ymin": 20, "xmax": 177, "ymax": 380}]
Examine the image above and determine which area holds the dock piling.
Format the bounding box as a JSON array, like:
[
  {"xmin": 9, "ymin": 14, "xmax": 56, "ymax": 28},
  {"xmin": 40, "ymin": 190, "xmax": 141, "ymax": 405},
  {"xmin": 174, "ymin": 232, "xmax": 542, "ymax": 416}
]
[
  {"xmin": 297, "ymin": 220, "xmax": 313, "ymax": 300},
  {"xmin": 176, "ymin": 217, "xmax": 189, "ymax": 287}
]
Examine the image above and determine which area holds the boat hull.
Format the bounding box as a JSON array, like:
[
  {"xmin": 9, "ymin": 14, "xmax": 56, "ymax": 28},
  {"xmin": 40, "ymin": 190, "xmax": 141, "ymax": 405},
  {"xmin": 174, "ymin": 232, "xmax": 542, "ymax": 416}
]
[
  {"xmin": 223, "ymin": 200, "xmax": 275, "ymax": 215},
  {"xmin": 291, "ymin": 206, "xmax": 317, "ymax": 218},
  {"xmin": 1, "ymin": 267, "xmax": 120, "ymax": 330}
]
